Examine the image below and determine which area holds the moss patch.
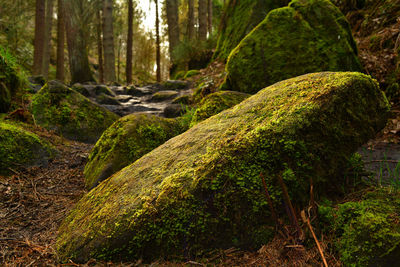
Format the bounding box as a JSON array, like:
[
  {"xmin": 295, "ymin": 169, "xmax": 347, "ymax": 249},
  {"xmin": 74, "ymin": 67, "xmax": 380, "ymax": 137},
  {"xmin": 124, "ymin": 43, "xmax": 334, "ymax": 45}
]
[
  {"xmin": 184, "ymin": 70, "xmax": 201, "ymax": 79},
  {"xmin": 84, "ymin": 113, "xmax": 184, "ymax": 189},
  {"xmin": 151, "ymin": 91, "xmax": 179, "ymax": 102},
  {"xmin": 224, "ymin": 0, "xmax": 362, "ymax": 94},
  {"xmin": 30, "ymin": 80, "xmax": 119, "ymax": 143},
  {"xmin": 213, "ymin": 0, "xmax": 286, "ymax": 61},
  {"xmin": 0, "ymin": 120, "xmax": 54, "ymax": 175},
  {"xmin": 190, "ymin": 91, "xmax": 250, "ymax": 126},
  {"xmin": 56, "ymin": 72, "xmax": 388, "ymax": 263}
]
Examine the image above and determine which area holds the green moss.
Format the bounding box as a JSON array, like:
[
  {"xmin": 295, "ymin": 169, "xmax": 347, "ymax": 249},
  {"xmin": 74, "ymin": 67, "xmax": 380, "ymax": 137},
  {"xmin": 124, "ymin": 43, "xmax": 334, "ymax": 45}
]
[
  {"xmin": 0, "ymin": 120, "xmax": 54, "ymax": 175},
  {"xmin": 0, "ymin": 46, "xmax": 27, "ymax": 113},
  {"xmin": 319, "ymin": 188, "xmax": 400, "ymax": 266},
  {"xmin": 56, "ymin": 72, "xmax": 389, "ymax": 263},
  {"xmin": 171, "ymin": 95, "xmax": 191, "ymax": 105},
  {"xmin": 190, "ymin": 91, "xmax": 250, "ymax": 126},
  {"xmin": 173, "ymin": 70, "xmax": 186, "ymax": 80},
  {"xmin": 30, "ymin": 80, "xmax": 119, "ymax": 143},
  {"xmin": 213, "ymin": 0, "xmax": 286, "ymax": 61},
  {"xmin": 224, "ymin": 0, "xmax": 362, "ymax": 94},
  {"xmin": 162, "ymin": 80, "xmax": 188, "ymax": 90},
  {"xmin": 184, "ymin": 70, "xmax": 200, "ymax": 79},
  {"xmin": 84, "ymin": 113, "xmax": 184, "ymax": 189},
  {"xmin": 151, "ymin": 91, "xmax": 179, "ymax": 102}
]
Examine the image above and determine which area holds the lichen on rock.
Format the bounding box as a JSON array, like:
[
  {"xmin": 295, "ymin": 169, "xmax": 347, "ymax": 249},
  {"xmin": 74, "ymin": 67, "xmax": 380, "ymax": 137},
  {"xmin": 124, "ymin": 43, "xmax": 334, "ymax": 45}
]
[
  {"xmin": 30, "ymin": 80, "xmax": 119, "ymax": 143},
  {"xmin": 56, "ymin": 72, "xmax": 389, "ymax": 263},
  {"xmin": 0, "ymin": 121, "xmax": 55, "ymax": 175},
  {"xmin": 224, "ymin": 0, "xmax": 362, "ymax": 94},
  {"xmin": 84, "ymin": 113, "xmax": 184, "ymax": 189}
]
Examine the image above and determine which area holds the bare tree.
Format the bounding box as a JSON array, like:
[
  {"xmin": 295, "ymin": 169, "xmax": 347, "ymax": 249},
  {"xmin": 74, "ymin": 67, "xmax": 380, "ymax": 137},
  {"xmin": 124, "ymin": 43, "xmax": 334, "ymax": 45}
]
[
  {"xmin": 166, "ymin": 0, "xmax": 180, "ymax": 62},
  {"xmin": 56, "ymin": 0, "xmax": 65, "ymax": 82},
  {"xmin": 33, "ymin": 0, "xmax": 46, "ymax": 75},
  {"xmin": 126, "ymin": 0, "xmax": 133, "ymax": 84},
  {"xmin": 207, "ymin": 0, "xmax": 213, "ymax": 36},
  {"xmin": 102, "ymin": 0, "xmax": 116, "ymax": 83},
  {"xmin": 187, "ymin": 0, "xmax": 195, "ymax": 40},
  {"xmin": 97, "ymin": 10, "xmax": 104, "ymax": 83},
  {"xmin": 198, "ymin": 0, "xmax": 207, "ymax": 40},
  {"xmin": 155, "ymin": 0, "xmax": 161, "ymax": 82},
  {"xmin": 43, "ymin": 0, "xmax": 54, "ymax": 78}
]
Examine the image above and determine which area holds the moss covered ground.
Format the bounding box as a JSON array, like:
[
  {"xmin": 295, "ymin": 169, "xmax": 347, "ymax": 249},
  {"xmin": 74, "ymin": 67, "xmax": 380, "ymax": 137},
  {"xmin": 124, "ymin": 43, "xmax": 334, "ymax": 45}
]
[{"xmin": 56, "ymin": 72, "xmax": 388, "ymax": 263}]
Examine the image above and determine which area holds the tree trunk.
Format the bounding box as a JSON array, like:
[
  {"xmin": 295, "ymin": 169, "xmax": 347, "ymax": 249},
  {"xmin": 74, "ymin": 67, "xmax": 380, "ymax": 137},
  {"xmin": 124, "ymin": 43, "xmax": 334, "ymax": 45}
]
[
  {"xmin": 97, "ymin": 10, "xmax": 104, "ymax": 84},
  {"xmin": 187, "ymin": 0, "xmax": 195, "ymax": 40},
  {"xmin": 33, "ymin": 0, "xmax": 46, "ymax": 75},
  {"xmin": 155, "ymin": 0, "xmax": 161, "ymax": 82},
  {"xmin": 207, "ymin": 0, "xmax": 213, "ymax": 36},
  {"xmin": 63, "ymin": 0, "xmax": 94, "ymax": 84},
  {"xmin": 198, "ymin": 0, "xmax": 207, "ymax": 41},
  {"xmin": 166, "ymin": 0, "xmax": 180, "ymax": 62},
  {"xmin": 43, "ymin": 0, "xmax": 54, "ymax": 78},
  {"xmin": 102, "ymin": 0, "xmax": 116, "ymax": 83},
  {"xmin": 126, "ymin": 0, "xmax": 133, "ymax": 84},
  {"xmin": 56, "ymin": 0, "xmax": 65, "ymax": 82}
]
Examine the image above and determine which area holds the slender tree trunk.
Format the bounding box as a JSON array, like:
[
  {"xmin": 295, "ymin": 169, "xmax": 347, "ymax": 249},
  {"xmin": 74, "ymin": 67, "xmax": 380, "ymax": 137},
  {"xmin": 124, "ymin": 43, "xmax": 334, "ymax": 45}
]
[
  {"xmin": 33, "ymin": 0, "xmax": 46, "ymax": 75},
  {"xmin": 97, "ymin": 10, "xmax": 104, "ymax": 83},
  {"xmin": 187, "ymin": 0, "xmax": 195, "ymax": 40},
  {"xmin": 56, "ymin": 0, "xmax": 65, "ymax": 82},
  {"xmin": 207, "ymin": 0, "xmax": 213, "ymax": 36},
  {"xmin": 126, "ymin": 0, "xmax": 133, "ymax": 84},
  {"xmin": 43, "ymin": 0, "xmax": 54, "ymax": 78},
  {"xmin": 63, "ymin": 0, "xmax": 94, "ymax": 84},
  {"xmin": 102, "ymin": 0, "xmax": 116, "ymax": 83},
  {"xmin": 198, "ymin": 0, "xmax": 207, "ymax": 40},
  {"xmin": 166, "ymin": 0, "xmax": 180, "ymax": 62},
  {"xmin": 117, "ymin": 38, "xmax": 121, "ymax": 83},
  {"xmin": 155, "ymin": 0, "xmax": 161, "ymax": 82}
]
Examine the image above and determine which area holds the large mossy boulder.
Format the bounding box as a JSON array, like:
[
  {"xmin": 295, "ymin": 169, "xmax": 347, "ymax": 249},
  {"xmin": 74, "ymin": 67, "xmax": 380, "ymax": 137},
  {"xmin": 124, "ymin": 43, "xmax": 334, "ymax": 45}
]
[
  {"xmin": 57, "ymin": 72, "xmax": 389, "ymax": 262},
  {"xmin": 0, "ymin": 47, "xmax": 26, "ymax": 113},
  {"xmin": 224, "ymin": 0, "xmax": 362, "ymax": 94},
  {"xmin": 30, "ymin": 80, "xmax": 119, "ymax": 143},
  {"xmin": 319, "ymin": 188, "xmax": 400, "ymax": 266},
  {"xmin": 213, "ymin": 0, "xmax": 286, "ymax": 61},
  {"xmin": 84, "ymin": 114, "xmax": 184, "ymax": 189},
  {"xmin": 190, "ymin": 91, "xmax": 250, "ymax": 126},
  {"xmin": 0, "ymin": 121, "xmax": 54, "ymax": 175}
]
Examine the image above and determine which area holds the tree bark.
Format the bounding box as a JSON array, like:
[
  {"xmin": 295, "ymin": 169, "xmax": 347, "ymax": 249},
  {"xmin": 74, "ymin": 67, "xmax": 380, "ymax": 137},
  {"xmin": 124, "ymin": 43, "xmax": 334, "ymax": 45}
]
[
  {"xmin": 102, "ymin": 0, "xmax": 116, "ymax": 83},
  {"xmin": 198, "ymin": 0, "xmax": 207, "ymax": 41},
  {"xmin": 33, "ymin": 0, "xmax": 46, "ymax": 75},
  {"xmin": 63, "ymin": 0, "xmax": 94, "ymax": 84},
  {"xmin": 126, "ymin": 0, "xmax": 133, "ymax": 84},
  {"xmin": 155, "ymin": 0, "xmax": 161, "ymax": 82},
  {"xmin": 207, "ymin": 0, "xmax": 213, "ymax": 36},
  {"xmin": 56, "ymin": 0, "xmax": 65, "ymax": 82},
  {"xmin": 43, "ymin": 0, "xmax": 54, "ymax": 78},
  {"xmin": 166, "ymin": 0, "xmax": 180, "ymax": 62},
  {"xmin": 187, "ymin": 0, "xmax": 195, "ymax": 40},
  {"xmin": 97, "ymin": 10, "xmax": 104, "ymax": 84}
]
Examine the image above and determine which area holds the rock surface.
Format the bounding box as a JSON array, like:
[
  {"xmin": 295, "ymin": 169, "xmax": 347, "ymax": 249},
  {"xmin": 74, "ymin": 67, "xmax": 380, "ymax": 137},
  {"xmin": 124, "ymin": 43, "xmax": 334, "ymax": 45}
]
[
  {"xmin": 57, "ymin": 72, "xmax": 388, "ymax": 262},
  {"xmin": 30, "ymin": 80, "xmax": 119, "ymax": 143},
  {"xmin": 224, "ymin": 0, "xmax": 362, "ymax": 94},
  {"xmin": 84, "ymin": 113, "xmax": 184, "ymax": 189}
]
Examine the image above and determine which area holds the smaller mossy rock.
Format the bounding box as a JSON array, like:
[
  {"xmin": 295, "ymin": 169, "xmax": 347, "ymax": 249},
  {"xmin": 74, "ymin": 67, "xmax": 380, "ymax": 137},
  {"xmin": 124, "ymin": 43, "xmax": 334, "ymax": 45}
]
[
  {"xmin": 57, "ymin": 72, "xmax": 389, "ymax": 262},
  {"xmin": 0, "ymin": 121, "xmax": 54, "ymax": 175},
  {"xmin": 0, "ymin": 47, "xmax": 26, "ymax": 113},
  {"xmin": 96, "ymin": 93, "xmax": 121, "ymax": 105},
  {"xmin": 94, "ymin": 85, "xmax": 115, "ymax": 97},
  {"xmin": 213, "ymin": 0, "xmax": 287, "ymax": 61},
  {"xmin": 172, "ymin": 95, "xmax": 191, "ymax": 105},
  {"xmin": 151, "ymin": 90, "xmax": 179, "ymax": 102},
  {"xmin": 173, "ymin": 70, "xmax": 186, "ymax": 80},
  {"xmin": 184, "ymin": 70, "xmax": 200, "ymax": 79},
  {"xmin": 190, "ymin": 91, "xmax": 250, "ymax": 126},
  {"xmin": 84, "ymin": 113, "xmax": 184, "ymax": 189},
  {"xmin": 162, "ymin": 80, "xmax": 188, "ymax": 90},
  {"xmin": 319, "ymin": 188, "xmax": 400, "ymax": 266},
  {"xmin": 225, "ymin": 0, "xmax": 362, "ymax": 94},
  {"xmin": 30, "ymin": 80, "xmax": 119, "ymax": 143},
  {"xmin": 71, "ymin": 83, "xmax": 91, "ymax": 97},
  {"xmin": 163, "ymin": 104, "xmax": 186, "ymax": 118}
]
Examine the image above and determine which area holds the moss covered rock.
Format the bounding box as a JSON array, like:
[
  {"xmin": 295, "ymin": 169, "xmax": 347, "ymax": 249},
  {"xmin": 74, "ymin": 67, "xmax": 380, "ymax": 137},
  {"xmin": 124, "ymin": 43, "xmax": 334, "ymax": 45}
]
[
  {"xmin": 225, "ymin": 0, "xmax": 362, "ymax": 94},
  {"xmin": 213, "ymin": 0, "xmax": 286, "ymax": 61},
  {"xmin": 0, "ymin": 47, "xmax": 26, "ymax": 113},
  {"xmin": 0, "ymin": 121, "xmax": 54, "ymax": 175},
  {"xmin": 184, "ymin": 70, "xmax": 200, "ymax": 79},
  {"xmin": 84, "ymin": 113, "xmax": 184, "ymax": 189},
  {"xmin": 319, "ymin": 188, "xmax": 400, "ymax": 266},
  {"xmin": 151, "ymin": 90, "xmax": 179, "ymax": 102},
  {"xmin": 30, "ymin": 80, "xmax": 119, "ymax": 143},
  {"xmin": 190, "ymin": 91, "xmax": 250, "ymax": 126},
  {"xmin": 57, "ymin": 72, "xmax": 388, "ymax": 262}
]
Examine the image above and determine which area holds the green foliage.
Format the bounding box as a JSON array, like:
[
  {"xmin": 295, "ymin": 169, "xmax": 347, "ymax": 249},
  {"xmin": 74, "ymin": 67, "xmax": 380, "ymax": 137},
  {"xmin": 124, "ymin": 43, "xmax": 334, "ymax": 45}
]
[
  {"xmin": 184, "ymin": 69, "xmax": 200, "ymax": 79},
  {"xmin": 224, "ymin": 0, "xmax": 362, "ymax": 94}
]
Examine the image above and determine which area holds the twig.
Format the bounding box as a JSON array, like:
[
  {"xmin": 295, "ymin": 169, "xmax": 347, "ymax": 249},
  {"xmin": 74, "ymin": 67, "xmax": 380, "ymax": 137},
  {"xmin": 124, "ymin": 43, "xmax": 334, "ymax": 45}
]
[
  {"xmin": 301, "ymin": 210, "xmax": 328, "ymax": 267},
  {"xmin": 260, "ymin": 173, "xmax": 280, "ymax": 228}
]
